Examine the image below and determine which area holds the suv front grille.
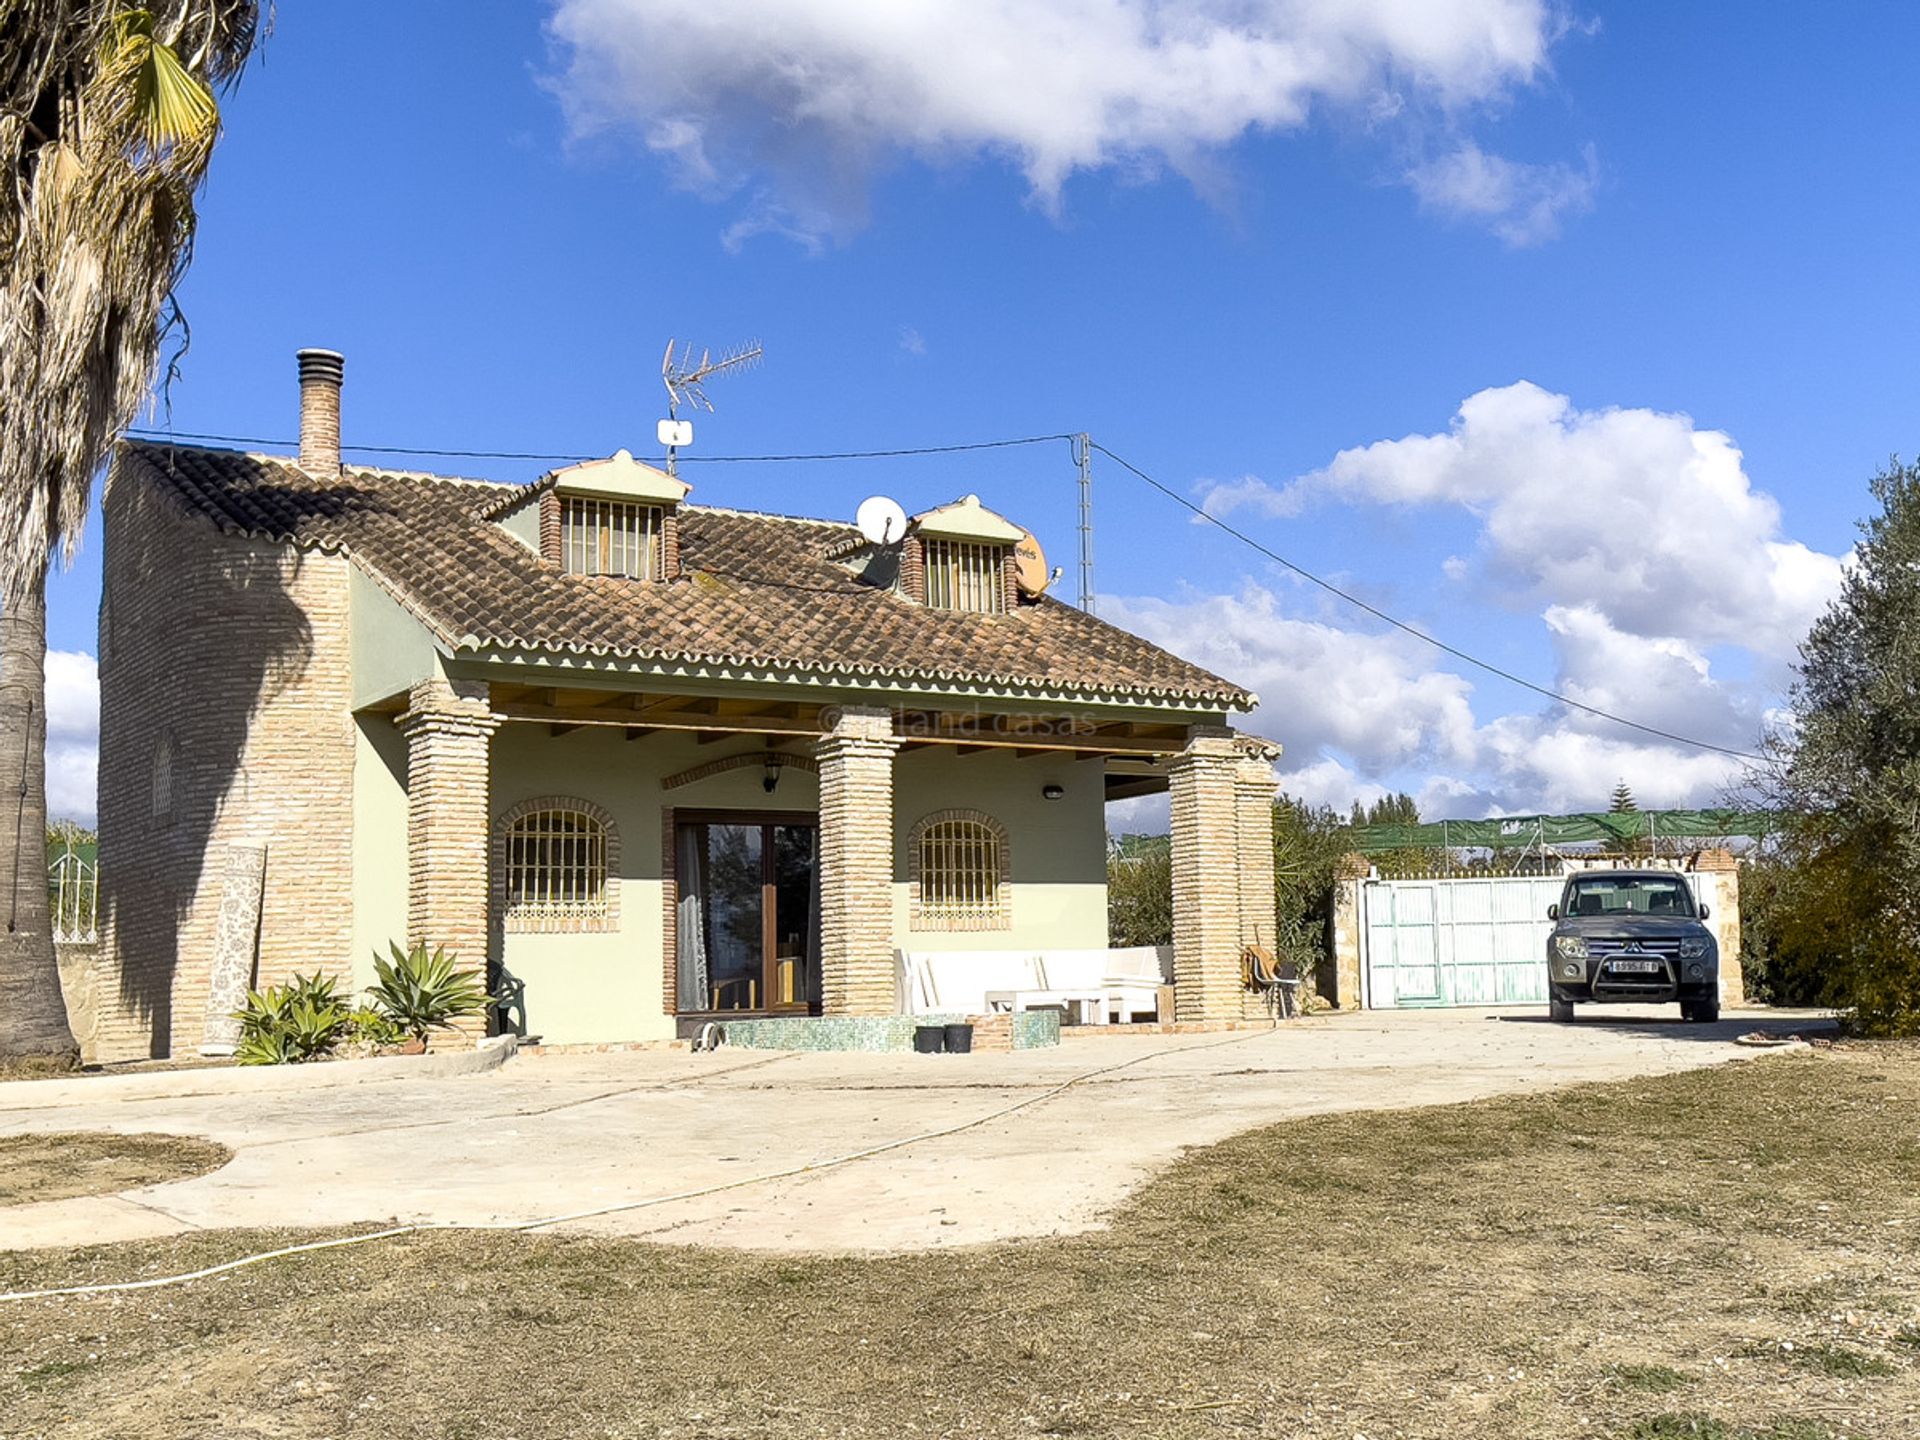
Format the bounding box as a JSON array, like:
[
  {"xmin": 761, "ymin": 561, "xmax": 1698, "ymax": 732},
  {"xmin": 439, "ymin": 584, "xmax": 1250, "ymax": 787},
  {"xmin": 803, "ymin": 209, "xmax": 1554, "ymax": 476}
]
[{"xmin": 1588, "ymin": 937, "xmax": 1683, "ymax": 959}]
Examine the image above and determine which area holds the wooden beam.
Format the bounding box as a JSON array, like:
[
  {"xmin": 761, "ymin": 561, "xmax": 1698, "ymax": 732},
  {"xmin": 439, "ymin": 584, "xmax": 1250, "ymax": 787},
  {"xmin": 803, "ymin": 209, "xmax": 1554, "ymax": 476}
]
[
  {"xmin": 1014, "ymin": 747, "xmax": 1053, "ymax": 760},
  {"xmin": 492, "ymin": 703, "xmax": 822, "ymax": 742},
  {"xmin": 548, "ymin": 723, "xmax": 581, "ymax": 738},
  {"xmin": 624, "ymin": 726, "xmax": 659, "ymax": 743},
  {"xmin": 696, "ymin": 730, "xmax": 732, "ymax": 745},
  {"xmin": 954, "ymin": 744, "xmax": 992, "ymax": 757}
]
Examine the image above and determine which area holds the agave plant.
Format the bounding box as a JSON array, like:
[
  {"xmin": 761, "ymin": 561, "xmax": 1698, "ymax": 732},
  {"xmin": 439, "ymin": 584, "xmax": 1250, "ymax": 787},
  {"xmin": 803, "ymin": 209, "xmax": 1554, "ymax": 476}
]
[
  {"xmin": 232, "ymin": 971, "xmax": 348, "ymax": 1065},
  {"xmin": 368, "ymin": 942, "xmax": 487, "ymax": 1047}
]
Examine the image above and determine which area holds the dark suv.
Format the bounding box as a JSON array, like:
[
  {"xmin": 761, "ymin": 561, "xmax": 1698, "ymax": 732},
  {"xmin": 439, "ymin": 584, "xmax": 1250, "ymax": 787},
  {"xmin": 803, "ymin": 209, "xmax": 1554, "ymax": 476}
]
[{"xmin": 1546, "ymin": 870, "xmax": 1720, "ymax": 1024}]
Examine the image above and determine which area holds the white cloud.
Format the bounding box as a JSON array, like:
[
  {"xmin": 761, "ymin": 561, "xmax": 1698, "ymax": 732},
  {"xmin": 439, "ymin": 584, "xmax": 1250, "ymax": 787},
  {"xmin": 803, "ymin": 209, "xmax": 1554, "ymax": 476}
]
[
  {"xmin": 1205, "ymin": 381, "xmax": 1847, "ymax": 663},
  {"xmin": 43, "ymin": 650, "xmax": 98, "ymax": 825},
  {"xmin": 1103, "ymin": 582, "xmax": 1481, "ymax": 774},
  {"xmin": 898, "ymin": 325, "xmax": 927, "ymax": 358},
  {"xmin": 1107, "ymin": 581, "xmax": 1764, "ymax": 819},
  {"xmin": 1405, "ymin": 140, "xmax": 1597, "ymax": 245},
  {"xmin": 544, "ymin": 0, "xmax": 1580, "ymax": 244}
]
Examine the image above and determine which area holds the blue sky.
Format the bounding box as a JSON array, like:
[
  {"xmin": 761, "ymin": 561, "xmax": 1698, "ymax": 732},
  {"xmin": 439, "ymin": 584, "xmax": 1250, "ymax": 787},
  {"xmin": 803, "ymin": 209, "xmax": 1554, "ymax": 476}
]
[{"xmin": 43, "ymin": 2, "xmax": 1920, "ymax": 824}]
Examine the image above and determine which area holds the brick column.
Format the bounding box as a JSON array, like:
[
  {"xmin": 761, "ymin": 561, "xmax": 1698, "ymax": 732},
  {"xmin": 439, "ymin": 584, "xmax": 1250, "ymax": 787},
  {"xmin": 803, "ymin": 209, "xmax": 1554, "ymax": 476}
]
[
  {"xmin": 1692, "ymin": 848, "xmax": 1745, "ymax": 1005},
  {"xmin": 1169, "ymin": 729, "xmax": 1243, "ymax": 1022},
  {"xmin": 1233, "ymin": 736, "xmax": 1279, "ymax": 952},
  {"xmin": 816, "ymin": 705, "xmax": 899, "ymax": 1015},
  {"xmin": 397, "ymin": 677, "xmax": 497, "ymax": 1036}
]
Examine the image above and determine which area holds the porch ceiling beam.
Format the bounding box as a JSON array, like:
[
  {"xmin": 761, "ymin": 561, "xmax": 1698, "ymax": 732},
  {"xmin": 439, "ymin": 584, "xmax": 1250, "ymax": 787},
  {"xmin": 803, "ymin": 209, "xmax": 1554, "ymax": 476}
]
[
  {"xmin": 894, "ymin": 729, "xmax": 1172, "ymax": 758},
  {"xmin": 696, "ymin": 730, "xmax": 733, "ymax": 745},
  {"xmin": 493, "ymin": 704, "xmax": 822, "ymax": 741},
  {"xmin": 624, "ymin": 726, "xmax": 659, "ymax": 742},
  {"xmin": 548, "ymin": 723, "xmax": 582, "ymax": 738}
]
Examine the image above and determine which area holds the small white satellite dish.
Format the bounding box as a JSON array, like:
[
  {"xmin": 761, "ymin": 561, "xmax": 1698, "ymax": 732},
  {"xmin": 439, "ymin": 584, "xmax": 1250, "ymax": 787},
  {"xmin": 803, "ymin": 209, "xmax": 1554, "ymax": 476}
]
[
  {"xmin": 856, "ymin": 495, "xmax": 908, "ymax": 546},
  {"xmin": 657, "ymin": 418, "xmax": 693, "ymax": 449}
]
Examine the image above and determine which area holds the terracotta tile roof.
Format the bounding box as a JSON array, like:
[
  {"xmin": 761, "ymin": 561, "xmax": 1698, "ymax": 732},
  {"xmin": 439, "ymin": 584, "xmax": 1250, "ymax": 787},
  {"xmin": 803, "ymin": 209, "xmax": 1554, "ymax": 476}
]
[{"xmin": 115, "ymin": 442, "xmax": 1254, "ymax": 709}]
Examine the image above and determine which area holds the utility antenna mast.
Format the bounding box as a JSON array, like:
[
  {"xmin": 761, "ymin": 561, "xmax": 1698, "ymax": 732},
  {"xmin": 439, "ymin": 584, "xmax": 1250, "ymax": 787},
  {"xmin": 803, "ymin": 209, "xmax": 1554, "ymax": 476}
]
[
  {"xmin": 1072, "ymin": 433, "xmax": 1095, "ymax": 613},
  {"xmin": 658, "ymin": 338, "xmax": 763, "ymax": 475}
]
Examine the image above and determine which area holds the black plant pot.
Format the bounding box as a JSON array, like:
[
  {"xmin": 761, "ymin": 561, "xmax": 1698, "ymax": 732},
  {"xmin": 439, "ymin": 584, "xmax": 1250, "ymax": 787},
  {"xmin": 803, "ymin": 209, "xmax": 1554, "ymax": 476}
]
[
  {"xmin": 912, "ymin": 1025, "xmax": 947, "ymax": 1054},
  {"xmin": 943, "ymin": 1023, "xmax": 974, "ymax": 1054}
]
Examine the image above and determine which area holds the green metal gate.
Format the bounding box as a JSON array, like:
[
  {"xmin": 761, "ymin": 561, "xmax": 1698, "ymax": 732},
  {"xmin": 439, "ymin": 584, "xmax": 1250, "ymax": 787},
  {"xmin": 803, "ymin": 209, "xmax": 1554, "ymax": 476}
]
[{"xmin": 1362, "ymin": 876, "xmax": 1561, "ymax": 1007}]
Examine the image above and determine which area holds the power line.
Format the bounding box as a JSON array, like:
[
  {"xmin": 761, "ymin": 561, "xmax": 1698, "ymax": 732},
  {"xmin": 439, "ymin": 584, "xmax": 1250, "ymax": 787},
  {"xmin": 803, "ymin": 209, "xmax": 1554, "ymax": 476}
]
[
  {"xmin": 121, "ymin": 420, "xmax": 1764, "ymax": 762},
  {"xmin": 1088, "ymin": 439, "xmax": 1767, "ymax": 764},
  {"xmin": 122, "ymin": 428, "xmax": 1076, "ymax": 465}
]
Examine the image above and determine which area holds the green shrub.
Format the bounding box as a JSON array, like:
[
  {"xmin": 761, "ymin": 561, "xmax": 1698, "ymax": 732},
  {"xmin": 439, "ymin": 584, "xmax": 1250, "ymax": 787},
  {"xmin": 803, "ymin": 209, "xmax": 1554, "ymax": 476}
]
[
  {"xmin": 233, "ymin": 972, "xmax": 348, "ymax": 1065},
  {"xmin": 369, "ymin": 941, "xmax": 487, "ymax": 1045},
  {"xmin": 346, "ymin": 1006, "xmax": 404, "ymax": 1048}
]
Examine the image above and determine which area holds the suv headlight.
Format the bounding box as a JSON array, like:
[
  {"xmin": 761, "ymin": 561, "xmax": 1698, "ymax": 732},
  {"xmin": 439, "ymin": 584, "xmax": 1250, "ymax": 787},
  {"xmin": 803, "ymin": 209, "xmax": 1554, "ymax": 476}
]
[
  {"xmin": 1554, "ymin": 936, "xmax": 1589, "ymax": 960},
  {"xmin": 1679, "ymin": 937, "xmax": 1708, "ymax": 958}
]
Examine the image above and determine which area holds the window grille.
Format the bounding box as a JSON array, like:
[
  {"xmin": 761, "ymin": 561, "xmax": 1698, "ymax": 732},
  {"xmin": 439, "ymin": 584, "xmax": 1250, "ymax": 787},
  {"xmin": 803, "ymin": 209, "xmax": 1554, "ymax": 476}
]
[
  {"xmin": 923, "ymin": 538, "xmax": 1007, "ymax": 613},
  {"xmin": 914, "ymin": 814, "xmax": 1008, "ymax": 928},
  {"xmin": 561, "ymin": 497, "xmax": 664, "ymax": 579},
  {"xmin": 501, "ymin": 805, "xmax": 609, "ymax": 922}
]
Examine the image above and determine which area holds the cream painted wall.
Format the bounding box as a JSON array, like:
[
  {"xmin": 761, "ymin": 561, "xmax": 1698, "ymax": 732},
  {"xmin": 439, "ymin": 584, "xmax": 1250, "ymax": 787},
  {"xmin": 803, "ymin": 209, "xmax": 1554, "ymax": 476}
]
[
  {"xmin": 891, "ymin": 747, "xmax": 1109, "ymax": 953},
  {"xmin": 350, "ymin": 716, "xmax": 410, "ymax": 993},
  {"xmin": 489, "ymin": 727, "xmax": 823, "ymax": 1045},
  {"xmin": 349, "ymin": 722, "xmax": 1111, "ymax": 1046}
]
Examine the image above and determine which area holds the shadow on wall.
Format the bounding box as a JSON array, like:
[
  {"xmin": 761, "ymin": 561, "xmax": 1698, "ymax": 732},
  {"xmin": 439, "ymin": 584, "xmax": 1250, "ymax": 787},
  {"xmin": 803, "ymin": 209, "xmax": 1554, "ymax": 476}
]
[{"xmin": 97, "ymin": 460, "xmax": 384, "ymax": 1056}]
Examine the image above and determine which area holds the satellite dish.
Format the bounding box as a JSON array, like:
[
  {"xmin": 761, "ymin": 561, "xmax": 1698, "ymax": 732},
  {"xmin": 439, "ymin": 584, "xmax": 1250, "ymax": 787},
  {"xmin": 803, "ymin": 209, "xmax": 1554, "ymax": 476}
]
[
  {"xmin": 1013, "ymin": 528, "xmax": 1050, "ymax": 595},
  {"xmin": 856, "ymin": 495, "xmax": 908, "ymax": 546}
]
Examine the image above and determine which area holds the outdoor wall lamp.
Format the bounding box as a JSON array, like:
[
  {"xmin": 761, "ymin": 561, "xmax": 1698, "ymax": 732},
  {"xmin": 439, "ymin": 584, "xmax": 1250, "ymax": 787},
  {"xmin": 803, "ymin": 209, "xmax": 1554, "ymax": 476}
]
[
  {"xmin": 1041, "ymin": 784, "xmax": 1065, "ymax": 800},
  {"xmin": 764, "ymin": 757, "xmax": 781, "ymax": 793}
]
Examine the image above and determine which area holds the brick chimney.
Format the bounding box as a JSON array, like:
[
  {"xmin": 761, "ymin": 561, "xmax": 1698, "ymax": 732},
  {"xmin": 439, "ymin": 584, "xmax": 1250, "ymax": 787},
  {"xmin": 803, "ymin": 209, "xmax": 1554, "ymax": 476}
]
[{"xmin": 296, "ymin": 348, "xmax": 344, "ymax": 475}]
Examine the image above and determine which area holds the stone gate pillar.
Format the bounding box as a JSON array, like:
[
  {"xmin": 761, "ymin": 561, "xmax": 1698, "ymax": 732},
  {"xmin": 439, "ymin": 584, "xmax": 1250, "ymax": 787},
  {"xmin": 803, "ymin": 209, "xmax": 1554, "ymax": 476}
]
[
  {"xmin": 397, "ymin": 676, "xmax": 497, "ymax": 1036},
  {"xmin": 1169, "ymin": 728, "xmax": 1243, "ymax": 1022},
  {"xmin": 1693, "ymin": 848, "xmax": 1745, "ymax": 1005},
  {"xmin": 816, "ymin": 706, "xmax": 900, "ymax": 1015}
]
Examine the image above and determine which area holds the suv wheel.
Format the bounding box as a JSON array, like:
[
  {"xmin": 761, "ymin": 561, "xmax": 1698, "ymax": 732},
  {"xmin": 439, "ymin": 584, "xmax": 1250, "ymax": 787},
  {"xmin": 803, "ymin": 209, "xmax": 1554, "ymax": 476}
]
[
  {"xmin": 1549, "ymin": 996, "xmax": 1575, "ymax": 1023},
  {"xmin": 1683, "ymin": 997, "xmax": 1721, "ymax": 1024}
]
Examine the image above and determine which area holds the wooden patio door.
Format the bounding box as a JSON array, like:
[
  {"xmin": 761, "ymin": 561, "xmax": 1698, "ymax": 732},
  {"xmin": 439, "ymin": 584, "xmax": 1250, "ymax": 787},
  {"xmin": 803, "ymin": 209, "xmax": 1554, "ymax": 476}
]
[{"xmin": 676, "ymin": 812, "xmax": 819, "ymax": 1014}]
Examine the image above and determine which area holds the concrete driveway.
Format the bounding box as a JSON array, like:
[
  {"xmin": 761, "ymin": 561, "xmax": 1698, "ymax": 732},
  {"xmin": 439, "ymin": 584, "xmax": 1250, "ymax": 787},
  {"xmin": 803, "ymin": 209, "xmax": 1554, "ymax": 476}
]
[{"xmin": 0, "ymin": 1007, "xmax": 1828, "ymax": 1254}]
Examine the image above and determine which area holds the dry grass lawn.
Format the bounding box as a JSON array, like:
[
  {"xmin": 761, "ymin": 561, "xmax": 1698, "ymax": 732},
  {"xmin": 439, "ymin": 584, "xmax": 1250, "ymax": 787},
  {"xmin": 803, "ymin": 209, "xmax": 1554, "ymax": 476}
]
[
  {"xmin": 2, "ymin": 1044, "xmax": 1918, "ymax": 1439},
  {"xmin": 0, "ymin": 1133, "xmax": 230, "ymax": 1208}
]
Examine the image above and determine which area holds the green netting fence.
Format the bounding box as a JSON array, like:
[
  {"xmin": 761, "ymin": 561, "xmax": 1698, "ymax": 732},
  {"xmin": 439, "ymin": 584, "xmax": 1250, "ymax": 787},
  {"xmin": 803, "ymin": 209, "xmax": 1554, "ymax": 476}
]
[{"xmin": 1348, "ymin": 809, "xmax": 1779, "ymax": 854}]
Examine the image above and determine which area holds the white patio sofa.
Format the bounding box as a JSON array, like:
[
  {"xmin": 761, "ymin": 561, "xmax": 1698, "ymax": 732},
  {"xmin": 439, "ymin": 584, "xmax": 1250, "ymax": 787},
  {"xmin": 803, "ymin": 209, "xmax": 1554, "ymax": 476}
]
[{"xmin": 897, "ymin": 946, "xmax": 1174, "ymax": 1024}]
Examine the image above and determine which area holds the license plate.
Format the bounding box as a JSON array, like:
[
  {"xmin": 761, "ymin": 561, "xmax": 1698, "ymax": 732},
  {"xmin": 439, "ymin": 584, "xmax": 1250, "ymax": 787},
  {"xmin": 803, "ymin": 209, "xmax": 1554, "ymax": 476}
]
[{"xmin": 1608, "ymin": 959, "xmax": 1662, "ymax": 974}]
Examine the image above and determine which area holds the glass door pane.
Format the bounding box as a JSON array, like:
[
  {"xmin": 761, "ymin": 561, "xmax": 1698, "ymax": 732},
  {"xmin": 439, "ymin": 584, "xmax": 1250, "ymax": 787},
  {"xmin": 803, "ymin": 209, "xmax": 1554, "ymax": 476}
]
[
  {"xmin": 701, "ymin": 823, "xmax": 764, "ymax": 1011},
  {"xmin": 771, "ymin": 825, "xmax": 819, "ymax": 1008}
]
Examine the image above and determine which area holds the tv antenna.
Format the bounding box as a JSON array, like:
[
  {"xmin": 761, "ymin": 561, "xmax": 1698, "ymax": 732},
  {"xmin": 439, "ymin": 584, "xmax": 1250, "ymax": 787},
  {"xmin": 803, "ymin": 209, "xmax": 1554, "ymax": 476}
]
[{"xmin": 659, "ymin": 338, "xmax": 763, "ymax": 476}]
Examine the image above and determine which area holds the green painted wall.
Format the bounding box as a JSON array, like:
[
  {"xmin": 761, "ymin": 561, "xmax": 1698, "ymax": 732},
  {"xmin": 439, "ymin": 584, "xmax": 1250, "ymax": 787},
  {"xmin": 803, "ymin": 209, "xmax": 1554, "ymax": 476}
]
[
  {"xmin": 495, "ymin": 499, "xmax": 540, "ymax": 553},
  {"xmin": 348, "ymin": 566, "xmax": 440, "ymax": 709}
]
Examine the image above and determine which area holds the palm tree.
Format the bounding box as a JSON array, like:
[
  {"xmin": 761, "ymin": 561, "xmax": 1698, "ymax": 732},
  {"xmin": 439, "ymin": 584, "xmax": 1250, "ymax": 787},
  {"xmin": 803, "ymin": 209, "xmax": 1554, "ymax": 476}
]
[{"xmin": 1, "ymin": 4, "xmax": 260, "ymax": 1064}]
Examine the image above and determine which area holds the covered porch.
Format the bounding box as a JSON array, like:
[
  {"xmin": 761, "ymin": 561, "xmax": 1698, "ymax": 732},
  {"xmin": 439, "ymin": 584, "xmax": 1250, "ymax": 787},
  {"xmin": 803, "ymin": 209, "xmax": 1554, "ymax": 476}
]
[{"xmin": 370, "ymin": 670, "xmax": 1278, "ymax": 1042}]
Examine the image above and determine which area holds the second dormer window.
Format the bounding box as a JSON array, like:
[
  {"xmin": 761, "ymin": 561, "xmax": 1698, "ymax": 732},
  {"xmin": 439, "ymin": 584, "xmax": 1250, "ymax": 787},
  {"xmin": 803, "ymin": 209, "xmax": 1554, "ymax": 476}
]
[
  {"xmin": 924, "ymin": 538, "xmax": 1007, "ymax": 613},
  {"xmin": 563, "ymin": 497, "xmax": 663, "ymax": 579}
]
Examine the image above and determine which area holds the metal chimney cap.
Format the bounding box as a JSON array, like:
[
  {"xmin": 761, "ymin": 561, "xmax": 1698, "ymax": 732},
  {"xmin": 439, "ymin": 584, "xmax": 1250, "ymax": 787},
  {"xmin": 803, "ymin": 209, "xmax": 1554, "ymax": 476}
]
[{"xmin": 296, "ymin": 348, "xmax": 345, "ymax": 383}]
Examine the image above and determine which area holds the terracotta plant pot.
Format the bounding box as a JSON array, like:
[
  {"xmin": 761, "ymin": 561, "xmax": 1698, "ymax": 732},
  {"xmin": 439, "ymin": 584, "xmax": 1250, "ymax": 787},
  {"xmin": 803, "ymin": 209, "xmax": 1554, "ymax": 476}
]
[{"xmin": 397, "ymin": 1036, "xmax": 427, "ymax": 1056}]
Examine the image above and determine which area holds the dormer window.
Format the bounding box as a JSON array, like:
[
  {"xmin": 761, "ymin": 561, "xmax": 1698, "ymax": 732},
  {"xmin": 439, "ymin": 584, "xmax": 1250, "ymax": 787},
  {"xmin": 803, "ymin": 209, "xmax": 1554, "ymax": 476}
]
[
  {"xmin": 535, "ymin": 449, "xmax": 691, "ymax": 581},
  {"xmin": 563, "ymin": 496, "xmax": 664, "ymax": 579},
  {"xmin": 907, "ymin": 493, "xmax": 1029, "ymax": 615},
  {"xmin": 924, "ymin": 538, "xmax": 1008, "ymax": 613}
]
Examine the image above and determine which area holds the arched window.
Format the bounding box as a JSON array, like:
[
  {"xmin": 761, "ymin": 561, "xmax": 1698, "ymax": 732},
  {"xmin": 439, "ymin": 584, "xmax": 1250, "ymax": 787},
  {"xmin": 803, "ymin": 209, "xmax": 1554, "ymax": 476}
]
[
  {"xmin": 909, "ymin": 810, "xmax": 1010, "ymax": 931},
  {"xmin": 493, "ymin": 798, "xmax": 620, "ymax": 932}
]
